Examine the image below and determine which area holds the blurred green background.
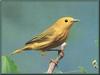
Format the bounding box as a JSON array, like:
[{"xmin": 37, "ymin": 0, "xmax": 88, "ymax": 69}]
[{"xmin": 1, "ymin": 0, "xmax": 99, "ymax": 74}]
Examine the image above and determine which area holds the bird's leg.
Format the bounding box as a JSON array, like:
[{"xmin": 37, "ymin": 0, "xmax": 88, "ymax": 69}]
[
  {"xmin": 58, "ymin": 42, "xmax": 66, "ymax": 55},
  {"xmin": 48, "ymin": 42, "xmax": 67, "ymax": 64},
  {"xmin": 60, "ymin": 42, "xmax": 67, "ymax": 50},
  {"xmin": 46, "ymin": 49, "xmax": 60, "ymax": 51},
  {"xmin": 47, "ymin": 42, "xmax": 67, "ymax": 73},
  {"xmin": 47, "ymin": 42, "xmax": 67, "ymax": 56},
  {"xmin": 47, "ymin": 42, "xmax": 67, "ymax": 52}
]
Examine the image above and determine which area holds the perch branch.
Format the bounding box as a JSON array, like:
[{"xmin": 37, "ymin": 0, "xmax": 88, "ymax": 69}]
[{"xmin": 47, "ymin": 42, "xmax": 66, "ymax": 74}]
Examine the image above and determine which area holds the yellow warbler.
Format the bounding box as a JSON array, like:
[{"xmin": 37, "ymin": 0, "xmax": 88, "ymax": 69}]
[{"xmin": 11, "ymin": 17, "xmax": 80, "ymax": 55}]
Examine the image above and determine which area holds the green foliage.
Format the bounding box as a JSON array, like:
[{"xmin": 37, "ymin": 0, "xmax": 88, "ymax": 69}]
[
  {"xmin": 79, "ymin": 66, "xmax": 87, "ymax": 73},
  {"xmin": 1, "ymin": 55, "xmax": 94, "ymax": 74},
  {"xmin": 2, "ymin": 56, "xmax": 19, "ymax": 74}
]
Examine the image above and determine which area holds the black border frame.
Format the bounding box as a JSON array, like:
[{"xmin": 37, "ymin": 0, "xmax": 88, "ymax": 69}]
[{"xmin": 0, "ymin": 0, "xmax": 99, "ymax": 75}]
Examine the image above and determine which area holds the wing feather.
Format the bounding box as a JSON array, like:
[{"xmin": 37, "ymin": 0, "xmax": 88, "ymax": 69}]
[{"xmin": 25, "ymin": 28, "xmax": 54, "ymax": 45}]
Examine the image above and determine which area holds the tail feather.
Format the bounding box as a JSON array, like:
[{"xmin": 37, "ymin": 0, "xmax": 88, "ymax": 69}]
[{"xmin": 10, "ymin": 47, "xmax": 26, "ymax": 55}]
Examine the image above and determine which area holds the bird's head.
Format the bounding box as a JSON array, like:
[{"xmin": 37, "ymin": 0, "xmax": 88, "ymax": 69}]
[{"xmin": 55, "ymin": 17, "xmax": 80, "ymax": 30}]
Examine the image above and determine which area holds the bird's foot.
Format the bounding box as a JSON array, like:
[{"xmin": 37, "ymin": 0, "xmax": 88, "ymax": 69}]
[{"xmin": 58, "ymin": 50, "xmax": 64, "ymax": 57}]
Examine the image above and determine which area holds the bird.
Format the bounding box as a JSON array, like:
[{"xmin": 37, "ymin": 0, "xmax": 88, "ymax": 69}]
[{"xmin": 11, "ymin": 16, "xmax": 80, "ymax": 55}]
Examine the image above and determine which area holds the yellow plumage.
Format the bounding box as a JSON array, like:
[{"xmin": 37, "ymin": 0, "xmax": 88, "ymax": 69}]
[{"xmin": 11, "ymin": 17, "xmax": 79, "ymax": 55}]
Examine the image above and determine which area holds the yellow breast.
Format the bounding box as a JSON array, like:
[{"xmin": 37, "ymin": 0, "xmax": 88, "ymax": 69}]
[{"xmin": 39, "ymin": 30, "xmax": 68, "ymax": 50}]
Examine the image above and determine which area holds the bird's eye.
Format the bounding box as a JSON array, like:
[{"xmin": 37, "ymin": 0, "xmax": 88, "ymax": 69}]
[{"xmin": 65, "ymin": 19, "xmax": 68, "ymax": 22}]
